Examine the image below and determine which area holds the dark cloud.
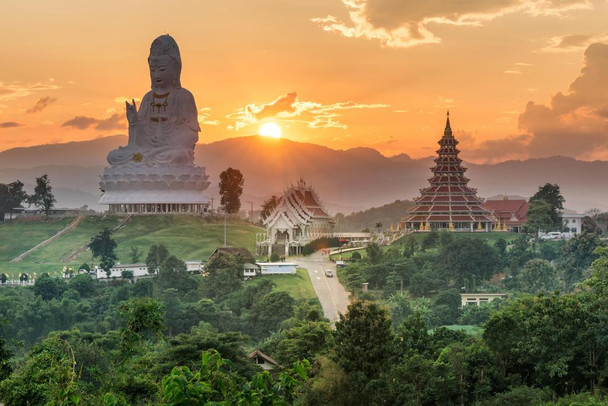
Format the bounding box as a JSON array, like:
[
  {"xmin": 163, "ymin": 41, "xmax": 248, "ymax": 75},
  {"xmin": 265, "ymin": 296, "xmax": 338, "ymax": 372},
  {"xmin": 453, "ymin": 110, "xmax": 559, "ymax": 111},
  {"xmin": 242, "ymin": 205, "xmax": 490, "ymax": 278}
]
[
  {"xmin": 26, "ymin": 96, "xmax": 57, "ymax": 113},
  {"xmin": 313, "ymin": 0, "xmax": 591, "ymax": 48},
  {"xmin": 557, "ymin": 35, "xmax": 592, "ymax": 48},
  {"xmin": 255, "ymin": 92, "xmax": 298, "ymax": 119},
  {"xmin": 461, "ymin": 134, "xmax": 531, "ymax": 163},
  {"xmin": 62, "ymin": 114, "xmax": 124, "ymax": 131},
  {"xmin": 94, "ymin": 114, "xmax": 124, "ymax": 131},
  {"xmin": 518, "ymin": 42, "xmax": 608, "ymax": 157},
  {"xmin": 62, "ymin": 116, "xmax": 98, "ymax": 130},
  {"xmin": 0, "ymin": 121, "xmax": 22, "ymax": 128}
]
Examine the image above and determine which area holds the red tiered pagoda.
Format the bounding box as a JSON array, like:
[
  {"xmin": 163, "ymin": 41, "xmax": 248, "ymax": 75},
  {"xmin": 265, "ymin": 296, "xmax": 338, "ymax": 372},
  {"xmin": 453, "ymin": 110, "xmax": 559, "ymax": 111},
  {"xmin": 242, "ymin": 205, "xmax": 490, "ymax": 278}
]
[{"xmin": 402, "ymin": 112, "xmax": 495, "ymax": 232}]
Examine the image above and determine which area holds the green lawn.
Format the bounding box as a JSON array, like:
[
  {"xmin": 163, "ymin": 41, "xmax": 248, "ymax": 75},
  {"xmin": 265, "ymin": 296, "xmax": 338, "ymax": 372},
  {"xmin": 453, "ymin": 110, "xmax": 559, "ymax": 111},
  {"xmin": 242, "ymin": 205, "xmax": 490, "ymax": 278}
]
[
  {"xmin": 436, "ymin": 325, "xmax": 484, "ymax": 336},
  {"xmin": 0, "ymin": 215, "xmax": 263, "ymax": 279},
  {"xmin": 247, "ymin": 268, "xmax": 316, "ymax": 301},
  {"xmin": 0, "ymin": 217, "xmax": 74, "ymax": 262},
  {"xmin": 25, "ymin": 216, "xmax": 121, "ymax": 264}
]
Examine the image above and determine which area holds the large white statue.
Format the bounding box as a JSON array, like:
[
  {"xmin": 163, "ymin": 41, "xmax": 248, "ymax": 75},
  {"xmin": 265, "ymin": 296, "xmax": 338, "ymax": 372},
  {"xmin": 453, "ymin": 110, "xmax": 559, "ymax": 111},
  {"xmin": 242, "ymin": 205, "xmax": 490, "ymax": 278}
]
[
  {"xmin": 108, "ymin": 35, "xmax": 199, "ymax": 167},
  {"xmin": 99, "ymin": 35, "xmax": 209, "ymax": 214}
]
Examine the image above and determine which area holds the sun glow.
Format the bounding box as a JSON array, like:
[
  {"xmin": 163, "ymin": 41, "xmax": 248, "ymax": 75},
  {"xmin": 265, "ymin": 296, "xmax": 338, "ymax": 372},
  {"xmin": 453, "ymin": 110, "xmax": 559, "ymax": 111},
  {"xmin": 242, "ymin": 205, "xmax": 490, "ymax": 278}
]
[{"xmin": 259, "ymin": 122, "xmax": 282, "ymax": 138}]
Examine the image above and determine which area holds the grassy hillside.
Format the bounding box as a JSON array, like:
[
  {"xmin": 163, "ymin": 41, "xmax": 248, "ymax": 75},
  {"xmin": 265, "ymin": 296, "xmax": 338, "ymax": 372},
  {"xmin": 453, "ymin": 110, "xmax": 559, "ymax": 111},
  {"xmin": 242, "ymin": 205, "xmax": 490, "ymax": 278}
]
[
  {"xmin": 247, "ymin": 268, "xmax": 316, "ymax": 301},
  {"xmin": 0, "ymin": 217, "xmax": 74, "ymax": 261},
  {"xmin": 0, "ymin": 215, "xmax": 263, "ymax": 278},
  {"xmin": 336, "ymin": 199, "xmax": 414, "ymax": 232}
]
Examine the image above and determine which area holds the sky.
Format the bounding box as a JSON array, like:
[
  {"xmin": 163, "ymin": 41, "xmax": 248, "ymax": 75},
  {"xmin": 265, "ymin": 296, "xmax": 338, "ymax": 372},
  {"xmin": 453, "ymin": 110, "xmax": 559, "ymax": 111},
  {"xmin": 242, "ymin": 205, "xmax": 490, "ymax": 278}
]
[{"xmin": 1, "ymin": 0, "xmax": 608, "ymax": 164}]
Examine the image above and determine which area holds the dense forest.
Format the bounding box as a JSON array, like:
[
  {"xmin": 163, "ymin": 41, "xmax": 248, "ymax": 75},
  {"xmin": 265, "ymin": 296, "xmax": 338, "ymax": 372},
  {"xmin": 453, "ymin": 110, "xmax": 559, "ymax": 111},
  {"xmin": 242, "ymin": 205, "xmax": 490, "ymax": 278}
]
[{"xmin": 2, "ymin": 232, "xmax": 608, "ymax": 404}]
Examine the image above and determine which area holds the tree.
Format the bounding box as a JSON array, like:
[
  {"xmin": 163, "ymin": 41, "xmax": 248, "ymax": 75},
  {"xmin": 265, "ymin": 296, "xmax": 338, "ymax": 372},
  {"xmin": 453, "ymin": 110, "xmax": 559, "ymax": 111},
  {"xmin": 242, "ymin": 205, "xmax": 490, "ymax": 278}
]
[
  {"xmin": 252, "ymin": 291, "xmax": 296, "ymax": 337},
  {"xmin": 219, "ymin": 167, "xmax": 244, "ymax": 214},
  {"xmin": 161, "ymin": 349, "xmax": 309, "ymax": 405},
  {"xmin": 529, "ymin": 183, "xmax": 565, "ymax": 229},
  {"xmin": 129, "ymin": 246, "xmax": 142, "ymax": 263},
  {"xmin": 558, "ymin": 232, "xmax": 601, "ymax": 290},
  {"xmin": 260, "ymin": 195, "xmax": 280, "ymax": 220},
  {"xmin": 89, "ymin": 228, "xmax": 118, "ymax": 277},
  {"xmin": 334, "ymin": 301, "xmax": 395, "ymax": 377},
  {"xmin": 365, "ymin": 242, "xmax": 383, "ymax": 264},
  {"xmin": 517, "ymin": 258, "xmax": 559, "ymax": 294},
  {"xmin": 333, "ymin": 300, "xmax": 396, "ymax": 404},
  {"xmin": 375, "ymin": 222, "xmax": 383, "ymax": 234},
  {"xmin": 146, "ymin": 243, "xmax": 169, "ymax": 275},
  {"xmin": 27, "ymin": 174, "xmax": 56, "ymax": 216},
  {"xmin": 204, "ymin": 252, "xmax": 243, "ymax": 299},
  {"xmin": 33, "ymin": 273, "xmax": 67, "ymax": 301},
  {"xmin": 0, "ymin": 180, "xmax": 28, "ymax": 221},
  {"xmin": 526, "ymin": 199, "xmax": 554, "ymax": 232}
]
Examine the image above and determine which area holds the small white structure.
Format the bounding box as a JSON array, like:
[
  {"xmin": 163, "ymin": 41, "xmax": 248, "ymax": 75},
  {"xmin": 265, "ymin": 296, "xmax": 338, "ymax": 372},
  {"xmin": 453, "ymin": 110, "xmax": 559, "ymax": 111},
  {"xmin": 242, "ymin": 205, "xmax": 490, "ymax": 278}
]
[
  {"xmin": 95, "ymin": 263, "xmax": 149, "ymax": 279},
  {"xmin": 333, "ymin": 232, "xmax": 373, "ymax": 245},
  {"xmin": 560, "ymin": 212, "xmax": 585, "ymax": 235},
  {"xmin": 257, "ymin": 262, "xmax": 297, "ymax": 275},
  {"xmin": 185, "ymin": 260, "xmax": 202, "ymax": 273},
  {"xmin": 244, "ymin": 263, "xmax": 260, "ymax": 277},
  {"xmin": 461, "ymin": 293, "xmax": 506, "ymax": 307}
]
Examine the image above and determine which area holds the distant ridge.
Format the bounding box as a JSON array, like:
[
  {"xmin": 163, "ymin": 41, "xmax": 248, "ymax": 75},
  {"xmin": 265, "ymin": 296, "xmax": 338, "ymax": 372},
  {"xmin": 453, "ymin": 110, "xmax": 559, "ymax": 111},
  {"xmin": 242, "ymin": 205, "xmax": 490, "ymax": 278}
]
[{"xmin": 1, "ymin": 135, "xmax": 607, "ymax": 213}]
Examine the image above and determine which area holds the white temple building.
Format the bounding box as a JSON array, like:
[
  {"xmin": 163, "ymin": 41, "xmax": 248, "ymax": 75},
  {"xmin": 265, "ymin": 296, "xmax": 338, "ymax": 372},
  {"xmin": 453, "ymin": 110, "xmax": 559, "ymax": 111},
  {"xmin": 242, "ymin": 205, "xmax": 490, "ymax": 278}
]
[{"xmin": 256, "ymin": 179, "xmax": 335, "ymax": 256}]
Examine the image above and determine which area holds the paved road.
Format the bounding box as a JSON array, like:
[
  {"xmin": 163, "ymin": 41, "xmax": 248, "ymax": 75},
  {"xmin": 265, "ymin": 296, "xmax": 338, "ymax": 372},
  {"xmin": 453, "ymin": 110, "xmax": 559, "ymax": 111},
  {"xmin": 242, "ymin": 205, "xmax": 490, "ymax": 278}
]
[{"xmin": 295, "ymin": 251, "xmax": 350, "ymax": 322}]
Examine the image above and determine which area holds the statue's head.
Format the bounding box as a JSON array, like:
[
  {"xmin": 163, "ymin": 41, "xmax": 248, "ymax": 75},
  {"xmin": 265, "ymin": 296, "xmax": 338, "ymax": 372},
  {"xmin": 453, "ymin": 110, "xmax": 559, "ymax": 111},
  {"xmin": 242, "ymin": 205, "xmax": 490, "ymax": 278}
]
[{"xmin": 148, "ymin": 35, "xmax": 182, "ymax": 90}]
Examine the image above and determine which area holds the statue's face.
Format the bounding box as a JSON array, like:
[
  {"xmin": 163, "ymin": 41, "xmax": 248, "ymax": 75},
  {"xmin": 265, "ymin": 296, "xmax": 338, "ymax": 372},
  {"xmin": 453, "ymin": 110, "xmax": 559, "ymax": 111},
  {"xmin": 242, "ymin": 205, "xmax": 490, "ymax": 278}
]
[{"xmin": 149, "ymin": 57, "xmax": 174, "ymax": 91}]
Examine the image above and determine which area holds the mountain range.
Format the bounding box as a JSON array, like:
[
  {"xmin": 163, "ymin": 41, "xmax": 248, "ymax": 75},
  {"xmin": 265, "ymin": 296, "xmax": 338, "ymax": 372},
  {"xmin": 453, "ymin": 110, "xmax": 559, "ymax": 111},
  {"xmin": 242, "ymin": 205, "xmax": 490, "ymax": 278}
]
[{"xmin": 0, "ymin": 134, "xmax": 606, "ymax": 214}]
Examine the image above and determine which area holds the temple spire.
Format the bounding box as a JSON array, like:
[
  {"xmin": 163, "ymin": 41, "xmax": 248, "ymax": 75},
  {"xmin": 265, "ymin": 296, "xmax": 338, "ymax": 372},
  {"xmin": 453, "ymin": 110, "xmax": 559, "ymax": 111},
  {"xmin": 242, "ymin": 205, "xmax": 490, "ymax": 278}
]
[{"xmin": 444, "ymin": 110, "xmax": 452, "ymax": 137}]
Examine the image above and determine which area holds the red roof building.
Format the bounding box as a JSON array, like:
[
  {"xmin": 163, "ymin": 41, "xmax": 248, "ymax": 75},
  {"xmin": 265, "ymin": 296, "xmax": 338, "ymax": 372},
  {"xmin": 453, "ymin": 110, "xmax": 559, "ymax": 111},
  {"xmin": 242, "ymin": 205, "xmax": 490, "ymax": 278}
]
[
  {"xmin": 401, "ymin": 113, "xmax": 496, "ymax": 232},
  {"xmin": 482, "ymin": 197, "xmax": 529, "ymax": 232}
]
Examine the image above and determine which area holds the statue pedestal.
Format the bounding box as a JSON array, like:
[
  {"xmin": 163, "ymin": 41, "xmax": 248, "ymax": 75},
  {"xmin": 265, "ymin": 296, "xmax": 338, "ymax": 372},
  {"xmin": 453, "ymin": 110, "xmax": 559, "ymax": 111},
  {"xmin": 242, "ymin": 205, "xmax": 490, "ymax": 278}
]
[{"xmin": 99, "ymin": 164, "xmax": 210, "ymax": 214}]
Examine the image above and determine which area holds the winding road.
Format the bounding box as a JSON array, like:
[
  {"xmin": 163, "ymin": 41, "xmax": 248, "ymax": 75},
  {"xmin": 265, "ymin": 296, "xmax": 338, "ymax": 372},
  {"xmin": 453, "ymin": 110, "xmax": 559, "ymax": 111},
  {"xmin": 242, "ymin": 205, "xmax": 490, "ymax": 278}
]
[{"xmin": 295, "ymin": 251, "xmax": 350, "ymax": 323}]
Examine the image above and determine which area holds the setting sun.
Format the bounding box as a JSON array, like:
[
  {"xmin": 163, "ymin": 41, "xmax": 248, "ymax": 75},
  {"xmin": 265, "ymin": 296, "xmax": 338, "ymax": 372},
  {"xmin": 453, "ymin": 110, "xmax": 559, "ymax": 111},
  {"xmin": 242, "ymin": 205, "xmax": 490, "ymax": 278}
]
[{"xmin": 259, "ymin": 122, "xmax": 282, "ymax": 139}]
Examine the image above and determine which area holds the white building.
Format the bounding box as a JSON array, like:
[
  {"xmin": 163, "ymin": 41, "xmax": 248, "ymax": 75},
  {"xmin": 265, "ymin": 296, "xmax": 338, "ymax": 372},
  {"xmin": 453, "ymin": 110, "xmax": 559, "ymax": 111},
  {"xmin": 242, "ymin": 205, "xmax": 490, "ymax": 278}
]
[
  {"xmin": 461, "ymin": 293, "xmax": 506, "ymax": 307},
  {"xmin": 560, "ymin": 212, "xmax": 585, "ymax": 234},
  {"xmin": 95, "ymin": 263, "xmax": 150, "ymax": 279},
  {"xmin": 256, "ymin": 179, "xmax": 335, "ymax": 256},
  {"xmin": 257, "ymin": 262, "xmax": 297, "ymax": 275}
]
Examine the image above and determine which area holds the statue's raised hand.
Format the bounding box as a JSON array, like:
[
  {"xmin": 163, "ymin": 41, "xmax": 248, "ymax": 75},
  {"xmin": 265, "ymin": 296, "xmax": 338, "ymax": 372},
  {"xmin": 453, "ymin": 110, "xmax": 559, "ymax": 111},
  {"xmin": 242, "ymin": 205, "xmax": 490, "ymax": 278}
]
[{"xmin": 126, "ymin": 99, "xmax": 138, "ymax": 126}]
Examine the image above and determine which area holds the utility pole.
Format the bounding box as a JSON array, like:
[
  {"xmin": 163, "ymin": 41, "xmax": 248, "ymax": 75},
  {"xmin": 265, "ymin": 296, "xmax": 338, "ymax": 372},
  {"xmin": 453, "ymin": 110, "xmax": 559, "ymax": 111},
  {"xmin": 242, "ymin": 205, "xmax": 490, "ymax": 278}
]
[
  {"xmin": 245, "ymin": 200, "xmax": 253, "ymax": 223},
  {"xmin": 222, "ymin": 205, "xmax": 227, "ymax": 247}
]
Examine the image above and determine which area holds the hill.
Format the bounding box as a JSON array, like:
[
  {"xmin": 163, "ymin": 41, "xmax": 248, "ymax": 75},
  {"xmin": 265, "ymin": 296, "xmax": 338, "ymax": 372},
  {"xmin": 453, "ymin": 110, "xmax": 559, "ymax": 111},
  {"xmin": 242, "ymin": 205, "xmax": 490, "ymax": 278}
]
[
  {"xmin": 0, "ymin": 215, "xmax": 262, "ymax": 278},
  {"xmin": 336, "ymin": 200, "xmax": 414, "ymax": 232},
  {"xmin": 1, "ymin": 135, "xmax": 607, "ymax": 213}
]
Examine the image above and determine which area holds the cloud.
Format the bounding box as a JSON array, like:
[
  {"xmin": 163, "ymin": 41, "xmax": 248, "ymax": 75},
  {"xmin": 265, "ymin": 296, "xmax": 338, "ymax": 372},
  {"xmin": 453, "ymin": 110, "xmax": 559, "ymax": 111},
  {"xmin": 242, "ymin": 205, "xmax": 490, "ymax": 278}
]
[
  {"xmin": 0, "ymin": 121, "xmax": 22, "ymax": 128},
  {"xmin": 460, "ymin": 133, "xmax": 532, "ymax": 163},
  {"xmin": 312, "ymin": 0, "xmax": 592, "ymax": 48},
  {"xmin": 0, "ymin": 80, "xmax": 60, "ymax": 101},
  {"xmin": 227, "ymin": 92, "xmax": 389, "ymax": 131},
  {"xmin": 26, "ymin": 96, "xmax": 57, "ymax": 113},
  {"xmin": 62, "ymin": 113, "xmax": 125, "ymax": 131},
  {"xmin": 538, "ymin": 33, "xmax": 608, "ymax": 53},
  {"xmin": 198, "ymin": 107, "xmax": 220, "ymax": 126},
  {"xmin": 462, "ymin": 42, "xmax": 608, "ymax": 162},
  {"xmin": 519, "ymin": 42, "xmax": 608, "ymax": 157}
]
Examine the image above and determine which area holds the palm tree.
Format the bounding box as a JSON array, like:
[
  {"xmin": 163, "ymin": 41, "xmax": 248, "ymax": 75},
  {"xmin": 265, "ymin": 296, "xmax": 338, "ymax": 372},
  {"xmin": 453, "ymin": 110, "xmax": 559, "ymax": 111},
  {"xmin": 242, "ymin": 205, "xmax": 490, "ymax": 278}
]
[{"xmin": 375, "ymin": 222, "xmax": 383, "ymax": 234}]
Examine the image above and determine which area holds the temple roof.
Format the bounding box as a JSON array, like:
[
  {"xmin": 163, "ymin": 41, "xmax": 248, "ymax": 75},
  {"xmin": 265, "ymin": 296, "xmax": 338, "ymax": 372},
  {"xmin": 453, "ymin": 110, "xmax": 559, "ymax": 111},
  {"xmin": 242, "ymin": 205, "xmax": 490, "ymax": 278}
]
[
  {"xmin": 263, "ymin": 179, "xmax": 334, "ymax": 229},
  {"xmin": 403, "ymin": 113, "xmax": 495, "ymax": 225}
]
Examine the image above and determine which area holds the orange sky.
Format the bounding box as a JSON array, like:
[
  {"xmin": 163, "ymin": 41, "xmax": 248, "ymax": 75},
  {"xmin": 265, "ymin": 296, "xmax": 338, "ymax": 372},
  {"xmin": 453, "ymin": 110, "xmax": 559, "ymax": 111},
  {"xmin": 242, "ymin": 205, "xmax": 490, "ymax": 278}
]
[{"xmin": 1, "ymin": 0, "xmax": 608, "ymax": 163}]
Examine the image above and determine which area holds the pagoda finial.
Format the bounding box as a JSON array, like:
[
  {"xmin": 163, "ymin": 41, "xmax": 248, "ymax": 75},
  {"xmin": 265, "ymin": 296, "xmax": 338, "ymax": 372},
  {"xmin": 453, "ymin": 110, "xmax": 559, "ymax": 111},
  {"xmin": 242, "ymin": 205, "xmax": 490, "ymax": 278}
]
[{"xmin": 444, "ymin": 110, "xmax": 452, "ymax": 137}]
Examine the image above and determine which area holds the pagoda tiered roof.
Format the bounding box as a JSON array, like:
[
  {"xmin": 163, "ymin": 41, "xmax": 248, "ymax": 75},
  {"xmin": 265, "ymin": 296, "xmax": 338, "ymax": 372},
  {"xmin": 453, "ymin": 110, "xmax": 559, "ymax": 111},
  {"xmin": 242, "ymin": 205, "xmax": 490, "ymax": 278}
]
[{"xmin": 402, "ymin": 113, "xmax": 495, "ymax": 229}]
